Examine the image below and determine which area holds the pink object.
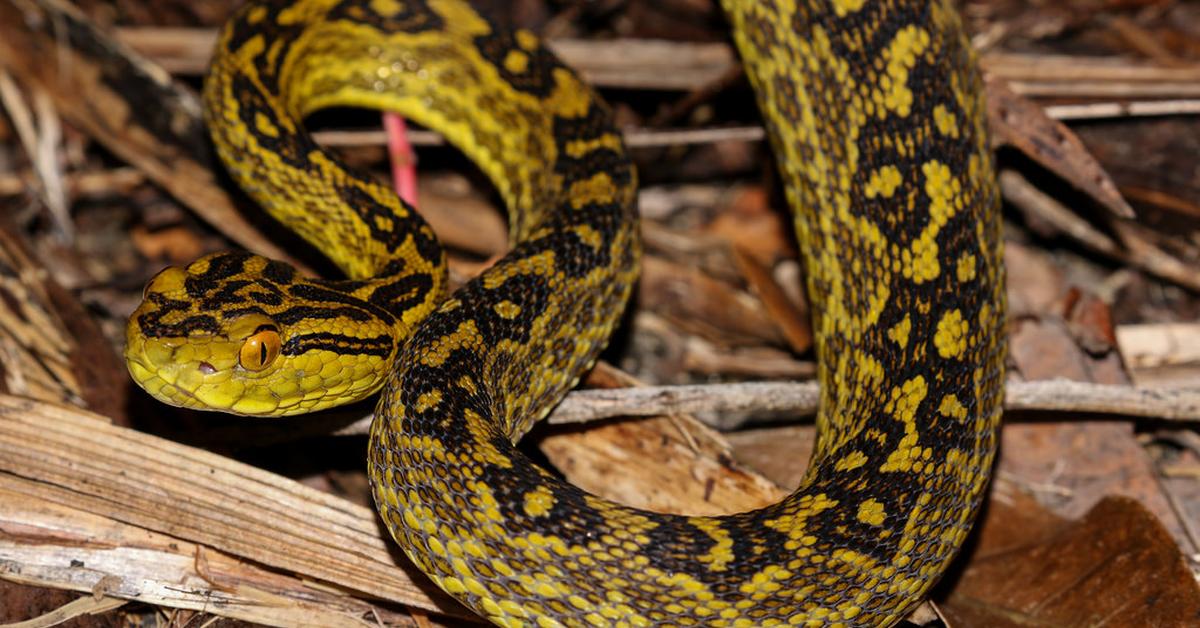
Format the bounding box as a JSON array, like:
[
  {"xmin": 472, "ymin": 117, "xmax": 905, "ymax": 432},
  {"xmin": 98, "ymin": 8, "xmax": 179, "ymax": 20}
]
[{"xmin": 384, "ymin": 112, "xmax": 418, "ymax": 207}]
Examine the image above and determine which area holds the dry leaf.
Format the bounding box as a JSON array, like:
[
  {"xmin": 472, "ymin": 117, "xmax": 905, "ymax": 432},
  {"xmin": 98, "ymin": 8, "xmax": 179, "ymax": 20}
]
[
  {"xmin": 986, "ymin": 78, "xmax": 1134, "ymax": 219},
  {"xmin": 938, "ymin": 493, "xmax": 1200, "ymax": 627}
]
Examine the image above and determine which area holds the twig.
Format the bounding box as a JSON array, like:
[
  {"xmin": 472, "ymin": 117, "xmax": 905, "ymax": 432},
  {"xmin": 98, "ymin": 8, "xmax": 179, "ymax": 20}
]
[
  {"xmin": 999, "ymin": 169, "xmax": 1200, "ymax": 293},
  {"xmin": 0, "ymin": 167, "xmax": 145, "ymax": 198},
  {"xmin": 116, "ymin": 27, "xmax": 1200, "ymax": 102},
  {"xmin": 331, "ymin": 379, "xmax": 1200, "ymax": 435},
  {"xmin": 999, "ymin": 169, "xmax": 1123, "ymax": 256},
  {"xmin": 1044, "ymin": 99, "xmax": 1200, "ymax": 120},
  {"xmin": 982, "ymin": 53, "xmax": 1200, "ymax": 84},
  {"xmin": 1119, "ymin": 185, "xmax": 1200, "ymax": 220},
  {"xmin": 1106, "ymin": 16, "xmax": 1189, "ymax": 69},
  {"xmin": 1109, "ymin": 219, "xmax": 1200, "ymax": 294},
  {"xmin": 1006, "ymin": 81, "xmax": 1200, "ymax": 99},
  {"xmin": 312, "ymin": 125, "xmax": 766, "ymax": 149}
]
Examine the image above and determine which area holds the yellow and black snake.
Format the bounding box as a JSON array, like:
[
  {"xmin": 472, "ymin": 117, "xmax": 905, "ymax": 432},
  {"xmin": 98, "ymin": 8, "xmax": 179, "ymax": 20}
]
[{"xmin": 125, "ymin": 0, "xmax": 1005, "ymax": 625}]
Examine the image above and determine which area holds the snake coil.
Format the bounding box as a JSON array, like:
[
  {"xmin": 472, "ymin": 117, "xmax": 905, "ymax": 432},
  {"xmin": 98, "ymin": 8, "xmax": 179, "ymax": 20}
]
[{"xmin": 126, "ymin": 0, "xmax": 1005, "ymax": 625}]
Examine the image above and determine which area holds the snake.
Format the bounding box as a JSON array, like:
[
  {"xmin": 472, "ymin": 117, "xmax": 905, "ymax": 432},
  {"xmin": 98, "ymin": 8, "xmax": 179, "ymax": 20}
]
[{"xmin": 125, "ymin": 0, "xmax": 1006, "ymax": 625}]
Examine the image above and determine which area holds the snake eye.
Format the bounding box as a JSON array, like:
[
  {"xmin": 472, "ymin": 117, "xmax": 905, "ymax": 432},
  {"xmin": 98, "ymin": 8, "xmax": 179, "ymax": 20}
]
[{"xmin": 239, "ymin": 326, "xmax": 281, "ymax": 371}]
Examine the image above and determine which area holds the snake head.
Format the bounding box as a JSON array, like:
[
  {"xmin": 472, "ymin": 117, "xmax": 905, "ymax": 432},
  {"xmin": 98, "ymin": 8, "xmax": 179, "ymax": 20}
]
[{"xmin": 125, "ymin": 251, "xmax": 400, "ymax": 416}]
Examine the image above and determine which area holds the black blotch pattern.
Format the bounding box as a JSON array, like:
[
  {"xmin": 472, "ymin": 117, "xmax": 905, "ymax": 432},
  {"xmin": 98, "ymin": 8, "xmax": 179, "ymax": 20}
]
[
  {"xmin": 368, "ymin": 272, "xmax": 435, "ymax": 317},
  {"xmin": 229, "ymin": 73, "xmax": 316, "ymax": 169},
  {"xmin": 471, "ymin": 27, "xmax": 561, "ymax": 98},
  {"xmin": 335, "ymin": 182, "xmax": 408, "ymax": 251}
]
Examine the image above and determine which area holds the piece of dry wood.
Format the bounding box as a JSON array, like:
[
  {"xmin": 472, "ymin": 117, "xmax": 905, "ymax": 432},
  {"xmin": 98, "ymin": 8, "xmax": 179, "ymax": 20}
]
[
  {"xmin": 1109, "ymin": 218, "xmax": 1200, "ymax": 296},
  {"xmin": 0, "ymin": 478, "xmax": 449, "ymax": 627},
  {"xmin": 677, "ymin": 335, "xmax": 816, "ymax": 380},
  {"xmin": 1003, "ymin": 81, "xmax": 1200, "ymax": 99},
  {"xmin": 1116, "ymin": 323, "xmax": 1200, "ymax": 389},
  {"xmin": 1119, "ymin": 184, "xmax": 1200, "ymax": 220},
  {"xmin": 1043, "ymin": 99, "xmax": 1200, "ymax": 120},
  {"xmin": 639, "ymin": 255, "xmax": 785, "ymax": 347},
  {"xmin": 1106, "ymin": 16, "xmax": 1190, "ymax": 69},
  {"xmin": 0, "ymin": 385, "xmax": 797, "ymax": 618},
  {"xmin": 0, "ymin": 0, "xmax": 301, "ymax": 269},
  {"xmin": 0, "ymin": 395, "xmax": 470, "ymax": 619},
  {"xmin": 982, "ymin": 53, "xmax": 1200, "ymax": 83},
  {"xmin": 537, "ymin": 362, "xmax": 787, "ymax": 517},
  {"xmin": 0, "ymin": 71, "xmax": 71, "ymax": 240},
  {"xmin": 730, "ymin": 245, "xmax": 811, "ymax": 354},
  {"xmin": 999, "ymin": 170, "xmax": 1123, "ymax": 255},
  {"xmin": 1117, "ymin": 323, "xmax": 1200, "ymax": 369}
]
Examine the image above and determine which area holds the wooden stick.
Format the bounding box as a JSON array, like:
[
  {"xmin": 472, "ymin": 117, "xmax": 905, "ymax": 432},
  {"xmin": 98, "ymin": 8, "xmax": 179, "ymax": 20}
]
[
  {"xmin": 323, "ymin": 379, "xmax": 1200, "ymax": 436},
  {"xmin": 311, "ymin": 125, "xmax": 767, "ymax": 149},
  {"xmin": 556, "ymin": 380, "xmax": 1200, "ymax": 425},
  {"xmin": 1043, "ymin": 99, "xmax": 1200, "ymax": 120}
]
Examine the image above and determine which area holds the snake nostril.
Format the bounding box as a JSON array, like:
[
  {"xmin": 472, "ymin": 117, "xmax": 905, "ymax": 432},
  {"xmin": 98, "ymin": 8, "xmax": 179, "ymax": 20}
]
[{"xmin": 198, "ymin": 362, "xmax": 217, "ymax": 375}]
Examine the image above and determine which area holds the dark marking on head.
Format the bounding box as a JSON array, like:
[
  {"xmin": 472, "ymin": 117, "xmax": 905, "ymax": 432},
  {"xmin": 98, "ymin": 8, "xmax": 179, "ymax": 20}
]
[
  {"xmin": 273, "ymin": 304, "xmax": 375, "ymax": 325},
  {"xmin": 185, "ymin": 253, "xmax": 253, "ymax": 300},
  {"xmin": 201, "ymin": 279, "xmax": 253, "ymax": 311},
  {"xmin": 283, "ymin": 331, "xmax": 394, "ymax": 357},
  {"xmin": 326, "ymin": 0, "xmax": 443, "ymax": 33},
  {"xmin": 288, "ymin": 283, "xmax": 397, "ymax": 326},
  {"xmin": 264, "ymin": 259, "xmax": 296, "ymax": 285}
]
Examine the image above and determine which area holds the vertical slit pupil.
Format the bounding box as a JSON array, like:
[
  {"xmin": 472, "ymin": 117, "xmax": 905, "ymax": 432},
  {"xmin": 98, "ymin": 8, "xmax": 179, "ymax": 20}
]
[{"xmin": 260, "ymin": 342, "xmax": 268, "ymax": 364}]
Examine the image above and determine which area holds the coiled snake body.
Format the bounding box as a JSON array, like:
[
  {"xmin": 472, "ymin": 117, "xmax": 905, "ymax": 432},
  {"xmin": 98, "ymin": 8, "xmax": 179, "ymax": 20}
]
[{"xmin": 126, "ymin": 0, "xmax": 1005, "ymax": 625}]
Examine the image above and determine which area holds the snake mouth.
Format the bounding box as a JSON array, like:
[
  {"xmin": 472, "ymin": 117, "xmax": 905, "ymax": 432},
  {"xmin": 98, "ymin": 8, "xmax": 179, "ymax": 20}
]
[
  {"xmin": 123, "ymin": 336, "xmax": 223, "ymax": 411},
  {"xmin": 125, "ymin": 356, "xmax": 205, "ymax": 409}
]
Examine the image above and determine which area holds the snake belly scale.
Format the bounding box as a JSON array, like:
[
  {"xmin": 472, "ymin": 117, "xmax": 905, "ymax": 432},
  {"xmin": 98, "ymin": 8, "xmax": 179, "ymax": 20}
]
[{"xmin": 124, "ymin": 0, "xmax": 1006, "ymax": 625}]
